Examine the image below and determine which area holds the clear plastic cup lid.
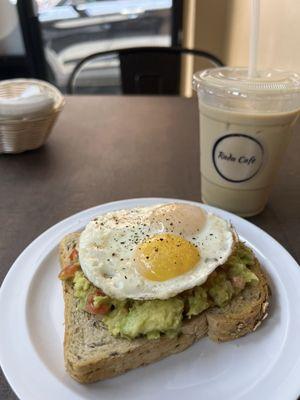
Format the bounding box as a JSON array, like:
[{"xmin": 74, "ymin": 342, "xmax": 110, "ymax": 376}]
[
  {"xmin": 193, "ymin": 67, "xmax": 300, "ymax": 113},
  {"xmin": 193, "ymin": 67, "xmax": 300, "ymax": 95}
]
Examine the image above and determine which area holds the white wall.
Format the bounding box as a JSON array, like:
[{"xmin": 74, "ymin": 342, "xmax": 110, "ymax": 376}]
[
  {"xmin": 226, "ymin": 0, "xmax": 300, "ymax": 71},
  {"xmin": 181, "ymin": 0, "xmax": 231, "ymax": 96},
  {"xmin": 182, "ymin": 0, "xmax": 300, "ymax": 96}
]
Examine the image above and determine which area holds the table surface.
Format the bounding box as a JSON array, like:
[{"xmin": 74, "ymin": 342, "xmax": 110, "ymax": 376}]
[{"xmin": 0, "ymin": 95, "xmax": 299, "ymax": 399}]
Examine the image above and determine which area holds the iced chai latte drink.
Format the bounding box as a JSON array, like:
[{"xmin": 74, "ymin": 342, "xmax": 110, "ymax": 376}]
[{"xmin": 193, "ymin": 67, "xmax": 300, "ymax": 216}]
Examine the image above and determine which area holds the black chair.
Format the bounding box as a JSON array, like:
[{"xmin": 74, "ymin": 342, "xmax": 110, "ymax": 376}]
[{"xmin": 67, "ymin": 46, "xmax": 224, "ymax": 95}]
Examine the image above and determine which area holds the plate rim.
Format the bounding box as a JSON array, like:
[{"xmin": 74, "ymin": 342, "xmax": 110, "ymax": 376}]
[{"xmin": 1, "ymin": 197, "xmax": 300, "ymax": 400}]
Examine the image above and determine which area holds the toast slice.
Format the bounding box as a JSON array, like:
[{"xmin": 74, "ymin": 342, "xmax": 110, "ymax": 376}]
[{"xmin": 60, "ymin": 232, "xmax": 270, "ymax": 383}]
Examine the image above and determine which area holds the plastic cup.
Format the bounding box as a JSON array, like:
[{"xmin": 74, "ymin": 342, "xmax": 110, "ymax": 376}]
[{"xmin": 193, "ymin": 67, "xmax": 300, "ymax": 216}]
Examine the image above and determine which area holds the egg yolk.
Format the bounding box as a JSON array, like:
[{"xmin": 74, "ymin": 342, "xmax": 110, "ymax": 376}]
[
  {"xmin": 150, "ymin": 203, "xmax": 206, "ymax": 237},
  {"xmin": 135, "ymin": 233, "xmax": 200, "ymax": 281}
]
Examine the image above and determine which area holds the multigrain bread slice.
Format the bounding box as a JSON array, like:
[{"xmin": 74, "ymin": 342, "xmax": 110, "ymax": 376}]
[{"xmin": 59, "ymin": 232, "xmax": 270, "ymax": 383}]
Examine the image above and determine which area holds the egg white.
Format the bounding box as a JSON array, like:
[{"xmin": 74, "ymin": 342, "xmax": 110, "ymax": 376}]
[{"xmin": 79, "ymin": 204, "xmax": 236, "ymax": 300}]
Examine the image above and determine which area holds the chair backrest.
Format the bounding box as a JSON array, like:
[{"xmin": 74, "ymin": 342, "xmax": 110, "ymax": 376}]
[{"xmin": 68, "ymin": 47, "xmax": 224, "ymax": 95}]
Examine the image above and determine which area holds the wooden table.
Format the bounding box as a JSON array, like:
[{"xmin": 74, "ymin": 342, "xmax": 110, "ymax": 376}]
[{"xmin": 0, "ymin": 96, "xmax": 299, "ymax": 399}]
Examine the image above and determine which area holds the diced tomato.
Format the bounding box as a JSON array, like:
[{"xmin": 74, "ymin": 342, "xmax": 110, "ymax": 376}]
[
  {"xmin": 58, "ymin": 263, "xmax": 80, "ymax": 280},
  {"xmin": 85, "ymin": 301, "xmax": 110, "ymax": 315},
  {"xmin": 85, "ymin": 291, "xmax": 110, "ymax": 315},
  {"xmin": 69, "ymin": 248, "xmax": 78, "ymax": 262},
  {"xmin": 231, "ymin": 276, "xmax": 246, "ymax": 290},
  {"xmin": 94, "ymin": 288, "xmax": 106, "ymax": 297}
]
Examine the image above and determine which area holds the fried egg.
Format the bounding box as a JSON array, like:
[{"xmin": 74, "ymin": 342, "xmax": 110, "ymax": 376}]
[{"xmin": 79, "ymin": 203, "xmax": 236, "ymax": 300}]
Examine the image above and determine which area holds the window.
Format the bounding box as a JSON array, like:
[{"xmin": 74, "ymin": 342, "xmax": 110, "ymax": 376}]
[{"xmin": 35, "ymin": 0, "xmax": 174, "ymax": 91}]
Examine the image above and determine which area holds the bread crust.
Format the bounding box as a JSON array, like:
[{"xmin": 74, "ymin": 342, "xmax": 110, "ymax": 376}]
[{"xmin": 59, "ymin": 232, "xmax": 270, "ymax": 383}]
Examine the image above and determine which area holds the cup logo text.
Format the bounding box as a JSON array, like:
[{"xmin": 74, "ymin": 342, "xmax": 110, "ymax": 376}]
[{"xmin": 212, "ymin": 134, "xmax": 264, "ymax": 183}]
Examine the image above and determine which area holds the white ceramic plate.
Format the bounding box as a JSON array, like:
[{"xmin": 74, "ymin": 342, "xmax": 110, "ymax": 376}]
[{"xmin": 1, "ymin": 198, "xmax": 300, "ymax": 400}]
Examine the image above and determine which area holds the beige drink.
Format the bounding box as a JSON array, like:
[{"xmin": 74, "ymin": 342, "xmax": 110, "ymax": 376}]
[{"xmin": 193, "ymin": 67, "xmax": 300, "ymax": 216}]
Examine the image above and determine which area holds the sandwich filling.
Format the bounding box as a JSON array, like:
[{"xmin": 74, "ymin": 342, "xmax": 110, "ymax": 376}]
[{"xmin": 60, "ymin": 241, "xmax": 258, "ymax": 340}]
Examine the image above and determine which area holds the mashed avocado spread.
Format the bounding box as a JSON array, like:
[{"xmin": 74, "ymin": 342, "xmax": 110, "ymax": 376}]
[{"xmin": 72, "ymin": 242, "xmax": 258, "ymax": 340}]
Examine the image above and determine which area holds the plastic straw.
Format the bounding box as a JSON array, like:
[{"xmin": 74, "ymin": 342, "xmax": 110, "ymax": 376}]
[{"xmin": 248, "ymin": 0, "xmax": 260, "ymax": 77}]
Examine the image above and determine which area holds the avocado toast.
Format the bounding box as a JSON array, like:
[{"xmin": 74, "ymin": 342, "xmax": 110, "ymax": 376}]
[{"xmin": 59, "ymin": 232, "xmax": 270, "ymax": 383}]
